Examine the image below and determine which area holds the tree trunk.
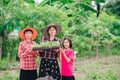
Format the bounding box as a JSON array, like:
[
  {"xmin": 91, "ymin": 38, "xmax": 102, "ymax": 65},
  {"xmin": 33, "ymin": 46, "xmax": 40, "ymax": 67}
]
[
  {"xmin": 0, "ymin": 36, "xmax": 2, "ymax": 59},
  {"xmin": 96, "ymin": 3, "xmax": 100, "ymax": 18}
]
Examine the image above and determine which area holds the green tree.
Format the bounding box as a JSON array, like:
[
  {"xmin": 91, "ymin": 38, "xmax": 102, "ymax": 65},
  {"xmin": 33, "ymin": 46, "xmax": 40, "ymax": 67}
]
[{"xmin": 105, "ymin": 0, "xmax": 120, "ymax": 16}]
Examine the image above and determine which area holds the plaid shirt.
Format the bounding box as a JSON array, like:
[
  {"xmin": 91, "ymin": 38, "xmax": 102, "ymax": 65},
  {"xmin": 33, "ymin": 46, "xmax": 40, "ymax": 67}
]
[
  {"xmin": 39, "ymin": 36, "xmax": 61, "ymax": 59},
  {"xmin": 18, "ymin": 40, "xmax": 38, "ymax": 70}
]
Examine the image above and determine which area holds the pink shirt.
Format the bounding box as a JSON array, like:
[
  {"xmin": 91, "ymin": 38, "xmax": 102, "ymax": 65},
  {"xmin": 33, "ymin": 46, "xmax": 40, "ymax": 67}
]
[{"xmin": 61, "ymin": 49, "xmax": 75, "ymax": 76}]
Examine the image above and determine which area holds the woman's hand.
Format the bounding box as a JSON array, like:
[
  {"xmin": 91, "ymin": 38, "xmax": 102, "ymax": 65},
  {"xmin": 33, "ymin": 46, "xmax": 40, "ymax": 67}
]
[{"xmin": 53, "ymin": 49, "xmax": 59, "ymax": 53}]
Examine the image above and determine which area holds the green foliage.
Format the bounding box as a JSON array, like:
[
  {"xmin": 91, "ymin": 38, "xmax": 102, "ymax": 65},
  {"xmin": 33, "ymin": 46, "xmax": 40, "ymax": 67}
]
[
  {"xmin": 0, "ymin": 72, "xmax": 19, "ymax": 80},
  {"xmin": 2, "ymin": 38, "xmax": 20, "ymax": 60},
  {"xmin": 32, "ymin": 41, "xmax": 60, "ymax": 49},
  {"xmin": 105, "ymin": 0, "xmax": 120, "ymax": 16},
  {"xmin": 25, "ymin": 0, "xmax": 34, "ymax": 4},
  {"xmin": 0, "ymin": 0, "xmax": 120, "ymax": 58},
  {"xmin": 0, "ymin": 1, "xmax": 120, "ymax": 80},
  {"xmin": 0, "ymin": 58, "xmax": 9, "ymax": 70},
  {"xmin": 76, "ymin": 2, "xmax": 97, "ymax": 13},
  {"xmin": 0, "ymin": 0, "xmax": 69, "ymax": 36},
  {"xmin": 39, "ymin": 0, "xmax": 75, "ymax": 6},
  {"xmin": 106, "ymin": 71, "xmax": 117, "ymax": 80},
  {"xmin": 94, "ymin": 0, "xmax": 106, "ymax": 3},
  {"xmin": 84, "ymin": 70, "xmax": 117, "ymax": 80}
]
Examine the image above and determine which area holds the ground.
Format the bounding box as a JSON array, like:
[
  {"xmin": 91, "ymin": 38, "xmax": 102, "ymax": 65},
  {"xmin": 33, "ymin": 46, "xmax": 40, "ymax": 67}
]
[{"xmin": 0, "ymin": 55, "xmax": 120, "ymax": 80}]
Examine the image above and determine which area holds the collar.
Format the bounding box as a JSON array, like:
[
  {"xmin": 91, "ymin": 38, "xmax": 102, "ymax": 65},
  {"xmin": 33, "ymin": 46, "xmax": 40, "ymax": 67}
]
[
  {"xmin": 45, "ymin": 36, "xmax": 58, "ymax": 41},
  {"xmin": 24, "ymin": 40, "xmax": 33, "ymax": 44}
]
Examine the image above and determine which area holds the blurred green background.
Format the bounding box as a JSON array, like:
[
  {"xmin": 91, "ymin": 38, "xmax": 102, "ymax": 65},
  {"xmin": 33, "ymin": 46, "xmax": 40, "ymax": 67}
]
[{"xmin": 0, "ymin": 0, "xmax": 120, "ymax": 80}]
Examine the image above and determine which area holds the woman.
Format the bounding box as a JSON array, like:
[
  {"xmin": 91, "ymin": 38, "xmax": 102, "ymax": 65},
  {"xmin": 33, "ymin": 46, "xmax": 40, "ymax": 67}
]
[{"xmin": 38, "ymin": 24, "xmax": 62, "ymax": 80}]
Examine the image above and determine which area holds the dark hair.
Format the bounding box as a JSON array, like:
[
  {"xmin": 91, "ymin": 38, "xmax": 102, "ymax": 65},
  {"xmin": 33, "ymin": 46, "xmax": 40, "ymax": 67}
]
[
  {"xmin": 24, "ymin": 29, "xmax": 33, "ymax": 34},
  {"xmin": 62, "ymin": 37, "xmax": 72, "ymax": 48},
  {"xmin": 47, "ymin": 26, "xmax": 57, "ymax": 35}
]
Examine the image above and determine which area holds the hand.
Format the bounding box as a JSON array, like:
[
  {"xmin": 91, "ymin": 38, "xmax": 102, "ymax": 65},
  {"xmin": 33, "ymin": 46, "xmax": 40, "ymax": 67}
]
[
  {"xmin": 28, "ymin": 47, "xmax": 35, "ymax": 54},
  {"xmin": 39, "ymin": 50, "xmax": 44, "ymax": 53},
  {"xmin": 29, "ymin": 51, "xmax": 36, "ymax": 54},
  {"xmin": 27, "ymin": 47, "xmax": 33, "ymax": 53},
  {"xmin": 53, "ymin": 49, "xmax": 59, "ymax": 53},
  {"xmin": 60, "ymin": 48, "xmax": 64, "ymax": 53}
]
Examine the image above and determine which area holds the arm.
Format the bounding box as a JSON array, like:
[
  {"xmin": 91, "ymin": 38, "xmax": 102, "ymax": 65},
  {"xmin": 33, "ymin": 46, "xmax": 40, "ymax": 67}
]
[
  {"xmin": 60, "ymin": 48, "xmax": 71, "ymax": 63},
  {"xmin": 57, "ymin": 48, "xmax": 61, "ymax": 62},
  {"xmin": 60, "ymin": 48, "xmax": 75, "ymax": 63},
  {"xmin": 62, "ymin": 51, "xmax": 71, "ymax": 62},
  {"xmin": 30, "ymin": 42, "xmax": 39, "ymax": 58},
  {"xmin": 18, "ymin": 42, "xmax": 29, "ymax": 58},
  {"xmin": 53, "ymin": 49, "xmax": 60, "ymax": 53},
  {"xmin": 29, "ymin": 50, "xmax": 39, "ymax": 58}
]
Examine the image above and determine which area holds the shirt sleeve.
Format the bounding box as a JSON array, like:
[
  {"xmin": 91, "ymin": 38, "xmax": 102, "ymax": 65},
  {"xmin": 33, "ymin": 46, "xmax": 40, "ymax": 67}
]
[
  {"xmin": 18, "ymin": 42, "xmax": 28, "ymax": 58},
  {"xmin": 68, "ymin": 50, "xmax": 75, "ymax": 60}
]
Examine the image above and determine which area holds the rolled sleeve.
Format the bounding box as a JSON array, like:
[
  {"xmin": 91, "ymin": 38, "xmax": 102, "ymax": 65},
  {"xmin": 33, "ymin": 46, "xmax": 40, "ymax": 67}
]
[{"xmin": 18, "ymin": 42, "xmax": 28, "ymax": 58}]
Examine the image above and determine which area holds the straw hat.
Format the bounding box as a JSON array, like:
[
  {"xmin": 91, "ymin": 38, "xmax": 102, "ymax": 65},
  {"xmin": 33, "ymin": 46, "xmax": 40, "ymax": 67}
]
[
  {"xmin": 19, "ymin": 26, "xmax": 38, "ymax": 40},
  {"xmin": 42, "ymin": 24, "xmax": 62, "ymax": 36}
]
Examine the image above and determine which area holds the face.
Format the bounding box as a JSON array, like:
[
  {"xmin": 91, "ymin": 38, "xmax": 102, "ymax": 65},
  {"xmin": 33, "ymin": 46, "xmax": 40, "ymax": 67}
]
[
  {"xmin": 24, "ymin": 31, "xmax": 33, "ymax": 40},
  {"xmin": 63, "ymin": 39, "xmax": 70, "ymax": 49},
  {"xmin": 48, "ymin": 27, "xmax": 56, "ymax": 36}
]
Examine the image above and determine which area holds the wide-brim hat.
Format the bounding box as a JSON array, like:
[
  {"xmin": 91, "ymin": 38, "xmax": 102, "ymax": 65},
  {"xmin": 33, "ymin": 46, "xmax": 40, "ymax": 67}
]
[
  {"xmin": 19, "ymin": 26, "xmax": 38, "ymax": 40},
  {"xmin": 42, "ymin": 24, "xmax": 62, "ymax": 36}
]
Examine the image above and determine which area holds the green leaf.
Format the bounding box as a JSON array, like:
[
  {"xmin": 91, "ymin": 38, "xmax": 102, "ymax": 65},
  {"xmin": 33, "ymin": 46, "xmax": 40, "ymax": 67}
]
[
  {"xmin": 39, "ymin": 0, "xmax": 75, "ymax": 6},
  {"xmin": 114, "ymin": 37, "xmax": 120, "ymax": 43},
  {"xmin": 94, "ymin": 0, "xmax": 106, "ymax": 3},
  {"xmin": 76, "ymin": 2, "xmax": 97, "ymax": 13}
]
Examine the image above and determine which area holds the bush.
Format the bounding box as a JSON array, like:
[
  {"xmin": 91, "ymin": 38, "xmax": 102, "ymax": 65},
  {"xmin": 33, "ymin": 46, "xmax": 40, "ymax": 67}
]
[
  {"xmin": 106, "ymin": 71, "xmax": 117, "ymax": 80},
  {"xmin": 0, "ymin": 72, "xmax": 19, "ymax": 80},
  {"xmin": 1, "ymin": 0, "xmax": 120, "ymax": 59},
  {"xmin": 83, "ymin": 70, "xmax": 117, "ymax": 80},
  {"xmin": 2, "ymin": 38, "xmax": 20, "ymax": 60},
  {"xmin": 0, "ymin": 58, "xmax": 9, "ymax": 70}
]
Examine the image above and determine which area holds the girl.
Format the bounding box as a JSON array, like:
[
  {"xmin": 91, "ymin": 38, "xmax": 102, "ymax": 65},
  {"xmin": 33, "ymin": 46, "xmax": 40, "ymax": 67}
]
[
  {"xmin": 18, "ymin": 27, "xmax": 38, "ymax": 80},
  {"xmin": 38, "ymin": 24, "xmax": 62, "ymax": 80},
  {"xmin": 60, "ymin": 38, "xmax": 75, "ymax": 80}
]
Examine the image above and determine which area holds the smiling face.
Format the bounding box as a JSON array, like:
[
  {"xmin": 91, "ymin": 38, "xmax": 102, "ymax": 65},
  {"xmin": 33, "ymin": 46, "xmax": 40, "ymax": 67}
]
[
  {"xmin": 24, "ymin": 30, "xmax": 33, "ymax": 40},
  {"xmin": 48, "ymin": 26, "xmax": 57, "ymax": 36},
  {"xmin": 63, "ymin": 38, "xmax": 72, "ymax": 49},
  {"xmin": 63, "ymin": 39, "xmax": 70, "ymax": 49}
]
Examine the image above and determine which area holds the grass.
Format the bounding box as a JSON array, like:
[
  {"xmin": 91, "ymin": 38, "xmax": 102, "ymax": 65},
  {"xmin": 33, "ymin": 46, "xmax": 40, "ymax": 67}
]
[
  {"xmin": 0, "ymin": 72, "xmax": 19, "ymax": 80},
  {"xmin": 0, "ymin": 55, "xmax": 120, "ymax": 80},
  {"xmin": 74, "ymin": 55, "xmax": 120, "ymax": 80},
  {"xmin": 77, "ymin": 48, "xmax": 120, "ymax": 58},
  {"xmin": 0, "ymin": 58, "xmax": 9, "ymax": 70}
]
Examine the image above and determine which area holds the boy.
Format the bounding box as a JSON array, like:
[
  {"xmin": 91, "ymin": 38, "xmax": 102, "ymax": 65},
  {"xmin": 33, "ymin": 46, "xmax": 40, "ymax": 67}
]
[{"xmin": 18, "ymin": 26, "xmax": 38, "ymax": 80}]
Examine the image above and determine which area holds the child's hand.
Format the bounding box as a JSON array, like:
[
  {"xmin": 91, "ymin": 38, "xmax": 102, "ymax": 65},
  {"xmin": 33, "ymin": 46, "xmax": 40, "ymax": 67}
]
[
  {"xmin": 39, "ymin": 50, "xmax": 44, "ymax": 53},
  {"xmin": 60, "ymin": 48, "xmax": 64, "ymax": 53},
  {"xmin": 28, "ymin": 48, "xmax": 37, "ymax": 54},
  {"xmin": 29, "ymin": 51, "xmax": 36, "ymax": 54},
  {"xmin": 27, "ymin": 47, "xmax": 32, "ymax": 53}
]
